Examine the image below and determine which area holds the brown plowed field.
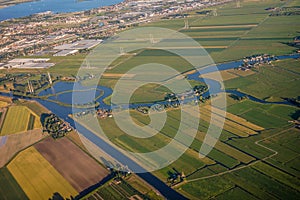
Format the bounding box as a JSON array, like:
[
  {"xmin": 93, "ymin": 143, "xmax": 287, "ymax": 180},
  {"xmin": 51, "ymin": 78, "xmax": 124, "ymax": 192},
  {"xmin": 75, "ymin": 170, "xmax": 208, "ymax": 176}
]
[
  {"xmin": 34, "ymin": 137, "xmax": 109, "ymax": 192},
  {"xmin": 0, "ymin": 129, "xmax": 45, "ymax": 167}
]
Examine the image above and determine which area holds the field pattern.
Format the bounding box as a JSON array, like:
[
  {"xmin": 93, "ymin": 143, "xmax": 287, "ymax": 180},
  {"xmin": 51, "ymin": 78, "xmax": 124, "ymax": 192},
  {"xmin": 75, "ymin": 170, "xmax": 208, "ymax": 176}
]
[
  {"xmin": 7, "ymin": 147, "xmax": 78, "ymax": 199},
  {"xmin": 0, "ymin": 106, "xmax": 41, "ymax": 136},
  {"xmin": 35, "ymin": 137, "xmax": 109, "ymax": 192},
  {"xmin": 0, "ymin": 129, "xmax": 45, "ymax": 167},
  {"xmin": 0, "ymin": 167, "xmax": 28, "ymax": 200}
]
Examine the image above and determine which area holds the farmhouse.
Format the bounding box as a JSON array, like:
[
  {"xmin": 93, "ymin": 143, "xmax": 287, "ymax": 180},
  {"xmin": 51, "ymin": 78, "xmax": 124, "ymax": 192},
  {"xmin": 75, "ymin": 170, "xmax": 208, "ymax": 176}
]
[{"xmin": 96, "ymin": 108, "xmax": 113, "ymax": 119}]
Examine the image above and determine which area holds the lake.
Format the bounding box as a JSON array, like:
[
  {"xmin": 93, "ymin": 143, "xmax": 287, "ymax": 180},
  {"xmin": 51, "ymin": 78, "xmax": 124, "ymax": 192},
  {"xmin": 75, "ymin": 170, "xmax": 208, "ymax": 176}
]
[{"xmin": 0, "ymin": 0, "xmax": 123, "ymax": 21}]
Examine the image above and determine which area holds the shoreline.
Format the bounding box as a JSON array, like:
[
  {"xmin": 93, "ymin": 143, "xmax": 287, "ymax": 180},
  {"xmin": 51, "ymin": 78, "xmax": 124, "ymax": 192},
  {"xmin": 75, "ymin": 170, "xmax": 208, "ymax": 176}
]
[
  {"xmin": 0, "ymin": 0, "xmax": 38, "ymax": 9},
  {"xmin": 0, "ymin": 0, "xmax": 125, "ymax": 22}
]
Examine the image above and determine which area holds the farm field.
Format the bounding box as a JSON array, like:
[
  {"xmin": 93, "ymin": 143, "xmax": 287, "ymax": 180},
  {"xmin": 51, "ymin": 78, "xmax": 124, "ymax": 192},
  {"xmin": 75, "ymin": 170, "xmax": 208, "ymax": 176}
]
[
  {"xmin": 226, "ymin": 100, "xmax": 298, "ymax": 128},
  {"xmin": 34, "ymin": 137, "xmax": 109, "ymax": 192},
  {"xmin": 0, "ymin": 129, "xmax": 45, "ymax": 167},
  {"xmin": 77, "ymin": 111, "xmax": 215, "ymax": 180},
  {"xmin": 78, "ymin": 103, "xmax": 265, "ymax": 182},
  {"xmin": 78, "ymin": 0, "xmax": 300, "ymax": 107},
  {"xmin": 179, "ymin": 176, "xmax": 235, "ymax": 199},
  {"xmin": 0, "ymin": 0, "xmax": 299, "ymax": 199},
  {"xmin": 0, "ymin": 100, "xmax": 8, "ymax": 108},
  {"xmin": 7, "ymin": 146, "xmax": 78, "ymax": 199},
  {"xmin": 274, "ymin": 58, "xmax": 300, "ymax": 74},
  {"xmin": 224, "ymin": 167, "xmax": 300, "ymax": 199},
  {"xmin": 260, "ymin": 128, "xmax": 300, "ymax": 164},
  {"xmin": 214, "ymin": 187, "xmax": 258, "ymax": 200},
  {"xmin": 224, "ymin": 60, "xmax": 300, "ymax": 102},
  {"xmin": 0, "ymin": 105, "xmax": 41, "ymax": 136},
  {"xmin": 141, "ymin": 0, "xmax": 299, "ymax": 63},
  {"xmin": 65, "ymin": 0, "xmax": 300, "ymax": 198},
  {"xmin": 16, "ymin": 100, "xmax": 50, "ymax": 116},
  {"xmin": 82, "ymin": 178, "xmax": 148, "ymax": 200},
  {"xmin": 0, "ymin": 167, "xmax": 28, "ymax": 200},
  {"xmin": 203, "ymin": 68, "xmax": 256, "ymax": 81}
]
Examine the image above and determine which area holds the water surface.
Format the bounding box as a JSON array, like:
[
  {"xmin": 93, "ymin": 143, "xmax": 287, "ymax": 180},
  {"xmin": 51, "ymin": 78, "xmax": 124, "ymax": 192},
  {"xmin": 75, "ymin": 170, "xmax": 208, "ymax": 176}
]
[{"xmin": 0, "ymin": 0, "xmax": 123, "ymax": 21}]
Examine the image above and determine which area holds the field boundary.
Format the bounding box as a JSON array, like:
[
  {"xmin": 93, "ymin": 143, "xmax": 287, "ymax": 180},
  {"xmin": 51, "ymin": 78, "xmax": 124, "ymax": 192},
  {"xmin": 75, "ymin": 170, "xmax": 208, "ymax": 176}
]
[{"xmin": 174, "ymin": 127, "xmax": 294, "ymax": 186}]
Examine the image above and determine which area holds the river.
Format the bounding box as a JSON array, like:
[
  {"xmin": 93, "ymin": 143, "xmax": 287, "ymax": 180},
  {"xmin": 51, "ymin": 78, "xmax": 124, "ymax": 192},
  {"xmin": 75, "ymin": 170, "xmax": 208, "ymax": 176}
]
[{"xmin": 0, "ymin": 0, "xmax": 123, "ymax": 21}]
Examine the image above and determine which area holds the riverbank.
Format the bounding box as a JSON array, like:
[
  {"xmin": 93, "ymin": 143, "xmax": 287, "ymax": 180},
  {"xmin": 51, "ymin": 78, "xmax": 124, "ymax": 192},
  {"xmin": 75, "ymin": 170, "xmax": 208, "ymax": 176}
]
[{"xmin": 0, "ymin": 0, "xmax": 37, "ymax": 9}]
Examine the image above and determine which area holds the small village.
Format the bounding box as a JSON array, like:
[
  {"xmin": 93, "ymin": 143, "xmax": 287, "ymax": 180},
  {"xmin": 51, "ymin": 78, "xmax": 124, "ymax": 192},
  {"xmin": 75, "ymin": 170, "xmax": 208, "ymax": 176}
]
[
  {"xmin": 136, "ymin": 85, "xmax": 208, "ymax": 115},
  {"xmin": 74, "ymin": 108, "xmax": 113, "ymax": 119},
  {"xmin": 237, "ymin": 54, "xmax": 277, "ymax": 71}
]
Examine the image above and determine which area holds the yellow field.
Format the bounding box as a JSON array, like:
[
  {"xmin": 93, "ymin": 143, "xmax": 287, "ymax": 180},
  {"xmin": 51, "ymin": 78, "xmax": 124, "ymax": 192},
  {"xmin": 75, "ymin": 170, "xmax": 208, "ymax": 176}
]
[
  {"xmin": 187, "ymin": 105, "xmax": 260, "ymax": 137},
  {"xmin": 203, "ymin": 105, "xmax": 264, "ymax": 131},
  {"xmin": 33, "ymin": 114, "xmax": 41, "ymax": 129},
  {"xmin": 0, "ymin": 106, "xmax": 41, "ymax": 136},
  {"xmin": 0, "ymin": 96, "xmax": 12, "ymax": 103},
  {"xmin": 7, "ymin": 147, "xmax": 77, "ymax": 199},
  {"xmin": 202, "ymin": 70, "xmax": 239, "ymax": 81},
  {"xmin": 189, "ymin": 106, "xmax": 250, "ymax": 137},
  {"xmin": 202, "ymin": 68, "xmax": 256, "ymax": 82},
  {"xmin": 230, "ymin": 69, "xmax": 256, "ymax": 77},
  {"xmin": 202, "ymin": 107, "xmax": 257, "ymax": 135},
  {"xmin": 0, "ymin": 101, "xmax": 8, "ymax": 108}
]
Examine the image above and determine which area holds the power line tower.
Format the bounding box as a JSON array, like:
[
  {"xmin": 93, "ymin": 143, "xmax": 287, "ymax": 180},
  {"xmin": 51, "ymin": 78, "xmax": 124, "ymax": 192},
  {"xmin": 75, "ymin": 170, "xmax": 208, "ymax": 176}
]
[
  {"xmin": 149, "ymin": 34, "xmax": 155, "ymax": 44},
  {"xmin": 184, "ymin": 19, "xmax": 189, "ymax": 29},
  {"xmin": 120, "ymin": 47, "xmax": 125, "ymax": 55},
  {"xmin": 47, "ymin": 72, "xmax": 52, "ymax": 85},
  {"xmin": 236, "ymin": 0, "xmax": 241, "ymax": 8},
  {"xmin": 213, "ymin": 9, "xmax": 218, "ymax": 17},
  {"xmin": 84, "ymin": 60, "xmax": 92, "ymax": 69},
  {"xmin": 27, "ymin": 80, "xmax": 34, "ymax": 94}
]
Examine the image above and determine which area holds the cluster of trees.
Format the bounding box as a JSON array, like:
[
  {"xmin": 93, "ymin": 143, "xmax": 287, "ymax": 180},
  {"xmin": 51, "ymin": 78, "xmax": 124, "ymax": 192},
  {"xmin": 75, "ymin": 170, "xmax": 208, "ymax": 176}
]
[
  {"xmin": 167, "ymin": 168, "xmax": 186, "ymax": 186},
  {"xmin": 42, "ymin": 113, "xmax": 72, "ymax": 139},
  {"xmin": 229, "ymin": 94, "xmax": 248, "ymax": 101},
  {"xmin": 285, "ymin": 96, "xmax": 300, "ymax": 107},
  {"xmin": 269, "ymin": 7, "xmax": 300, "ymax": 16},
  {"xmin": 0, "ymin": 73, "xmax": 61, "ymax": 96}
]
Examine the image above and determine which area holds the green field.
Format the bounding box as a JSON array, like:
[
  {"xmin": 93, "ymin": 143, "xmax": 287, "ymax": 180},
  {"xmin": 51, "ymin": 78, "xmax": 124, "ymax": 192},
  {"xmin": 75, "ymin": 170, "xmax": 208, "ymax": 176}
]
[
  {"xmin": 1, "ymin": 0, "xmax": 300, "ymax": 199},
  {"xmin": 27, "ymin": 114, "xmax": 35, "ymax": 130},
  {"xmin": 225, "ymin": 61, "xmax": 300, "ymax": 102},
  {"xmin": 77, "ymin": 104, "xmax": 269, "ymax": 181},
  {"xmin": 227, "ymin": 100, "xmax": 298, "ymax": 128},
  {"xmin": 229, "ymin": 167, "xmax": 299, "ymax": 199},
  {"xmin": 252, "ymin": 161, "xmax": 300, "ymax": 191},
  {"xmin": 141, "ymin": 0, "xmax": 298, "ymax": 63},
  {"xmin": 215, "ymin": 187, "xmax": 258, "ymax": 200},
  {"xmin": 59, "ymin": 0, "xmax": 300, "ymax": 198},
  {"xmin": 48, "ymin": 53, "xmax": 88, "ymax": 75},
  {"xmin": 83, "ymin": 178, "xmax": 149, "ymax": 200},
  {"xmin": 0, "ymin": 168, "xmax": 28, "ymax": 200},
  {"xmin": 260, "ymin": 128, "xmax": 300, "ymax": 163},
  {"xmin": 180, "ymin": 176, "xmax": 235, "ymax": 199}
]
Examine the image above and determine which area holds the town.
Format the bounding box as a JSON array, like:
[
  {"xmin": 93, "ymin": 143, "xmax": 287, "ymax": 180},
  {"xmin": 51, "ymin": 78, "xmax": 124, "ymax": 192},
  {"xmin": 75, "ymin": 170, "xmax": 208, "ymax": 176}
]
[{"xmin": 0, "ymin": 0, "xmax": 232, "ymax": 63}]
